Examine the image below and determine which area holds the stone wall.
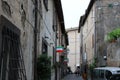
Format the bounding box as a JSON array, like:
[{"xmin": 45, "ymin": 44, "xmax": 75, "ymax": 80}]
[
  {"xmin": 107, "ymin": 38, "xmax": 120, "ymax": 66},
  {"xmin": 95, "ymin": 0, "xmax": 120, "ymax": 66}
]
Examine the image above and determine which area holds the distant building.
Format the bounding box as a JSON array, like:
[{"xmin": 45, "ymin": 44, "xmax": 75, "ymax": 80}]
[{"xmin": 66, "ymin": 27, "xmax": 80, "ymax": 72}]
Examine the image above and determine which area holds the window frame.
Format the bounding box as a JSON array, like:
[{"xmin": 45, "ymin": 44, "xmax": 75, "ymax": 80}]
[
  {"xmin": 42, "ymin": 38, "xmax": 48, "ymax": 54},
  {"xmin": 0, "ymin": 15, "xmax": 27, "ymax": 80}
]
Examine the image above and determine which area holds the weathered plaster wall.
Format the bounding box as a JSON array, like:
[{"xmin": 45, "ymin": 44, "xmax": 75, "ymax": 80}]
[
  {"xmin": 0, "ymin": 0, "xmax": 35, "ymax": 80},
  {"xmin": 82, "ymin": 5, "xmax": 95, "ymax": 65}
]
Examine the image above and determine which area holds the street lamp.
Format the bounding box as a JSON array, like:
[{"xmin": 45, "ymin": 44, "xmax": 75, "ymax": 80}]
[{"xmin": 103, "ymin": 55, "xmax": 107, "ymax": 66}]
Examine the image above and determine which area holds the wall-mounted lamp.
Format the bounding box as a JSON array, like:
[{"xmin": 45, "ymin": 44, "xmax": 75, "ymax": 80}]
[{"xmin": 104, "ymin": 56, "xmax": 107, "ymax": 60}]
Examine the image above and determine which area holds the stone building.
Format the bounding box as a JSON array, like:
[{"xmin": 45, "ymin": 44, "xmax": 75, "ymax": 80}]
[
  {"xmin": 78, "ymin": 0, "xmax": 96, "ymax": 73},
  {"xmin": 79, "ymin": 0, "xmax": 120, "ymax": 69},
  {"xmin": 0, "ymin": 0, "xmax": 35, "ymax": 80},
  {"xmin": 96, "ymin": 0, "xmax": 120, "ymax": 67},
  {"xmin": 0, "ymin": 0, "xmax": 68, "ymax": 80}
]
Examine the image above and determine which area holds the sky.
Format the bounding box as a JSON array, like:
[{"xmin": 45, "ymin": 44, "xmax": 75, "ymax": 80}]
[{"xmin": 61, "ymin": 0, "xmax": 90, "ymax": 29}]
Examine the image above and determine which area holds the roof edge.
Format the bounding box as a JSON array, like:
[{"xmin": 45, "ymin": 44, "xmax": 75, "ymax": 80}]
[
  {"xmin": 54, "ymin": 0, "xmax": 65, "ymax": 34},
  {"xmin": 78, "ymin": 0, "xmax": 96, "ymax": 32}
]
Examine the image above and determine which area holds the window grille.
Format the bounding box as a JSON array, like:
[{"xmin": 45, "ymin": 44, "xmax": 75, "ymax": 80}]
[{"xmin": 0, "ymin": 16, "xmax": 27, "ymax": 80}]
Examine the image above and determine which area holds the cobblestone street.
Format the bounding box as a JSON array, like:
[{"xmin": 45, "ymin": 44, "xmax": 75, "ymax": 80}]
[{"xmin": 62, "ymin": 74, "xmax": 83, "ymax": 80}]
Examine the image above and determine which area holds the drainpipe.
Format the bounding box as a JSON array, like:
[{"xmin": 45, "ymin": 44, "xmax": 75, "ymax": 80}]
[
  {"xmin": 34, "ymin": 0, "xmax": 38, "ymax": 80},
  {"xmin": 54, "ymin": 19, "xmax": 57, "ymax": 79},
  {"xmin": 55, "ymin": 26, "xmax": 57, "ymax": 80},
  {"xmin": 81, "ymin": 27, "xmax": 84, "ymax": 74}
]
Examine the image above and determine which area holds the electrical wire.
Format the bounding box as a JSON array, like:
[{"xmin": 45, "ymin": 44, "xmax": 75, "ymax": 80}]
[{"xmin": 10, "ymin": 0, "xmax": 57, "ymax": 44}]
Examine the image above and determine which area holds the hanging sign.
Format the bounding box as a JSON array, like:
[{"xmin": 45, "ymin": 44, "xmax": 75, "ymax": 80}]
[
  {"xmin": 56, "ymin": 46, "xmax": 63, "ymax": 53},
  {"xmin": 64, "ymin": 58, "xmax": 69, "ymax": 62},
  {"xmin": 63, "ymin": 58, "xmax": 69, "ymax": 64}
]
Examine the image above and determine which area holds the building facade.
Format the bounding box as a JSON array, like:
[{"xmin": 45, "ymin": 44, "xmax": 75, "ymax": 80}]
[
  {"xmin": 0, "ymin": 0, "xmax": 68, "ymax": 80},
  {"xmin": 78, "ymin": 0, "xmax": 96, "ymax": 75},
  {"xmin": 79, "ymin": 0, "xmax": 120, "ymax": 70},
  {"xmin": 0, "ymin": 0, "xmax": 35, "ymax": 80},
  {"xmin": 66, "ymin": 27, "xmax": 80, "ymax": 72},
  {"xmin": 94, "ymin": 0, "xmax": 120, "ymax": 67}
]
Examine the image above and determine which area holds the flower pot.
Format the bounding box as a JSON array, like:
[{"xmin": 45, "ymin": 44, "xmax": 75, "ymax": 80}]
[{"xmin": 110, "ymin": 39, "xmax": 117, "ymax": 43}]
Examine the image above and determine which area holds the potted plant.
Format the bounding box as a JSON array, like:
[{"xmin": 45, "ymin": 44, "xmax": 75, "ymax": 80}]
[
  {"xmin": 105, "ymin": 28, "xmax": 120, "ymax": 43},
  {"xmin": 89, "ymin": 57, "xmax": 97, "ymax": 80},
  {"xmin": 37, "ymin": 54, "xmax": 51, "ymax": 80}
]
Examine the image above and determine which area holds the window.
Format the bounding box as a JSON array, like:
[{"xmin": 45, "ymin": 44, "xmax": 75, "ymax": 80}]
[
  {"xmin": 52, "ymin": 25, "xmax": 55, "ymax": 32},
  {"xmin": 0, "ymin": 16, "xmax": 27, "ymax": 80},
  {"xmin": 92, "ymin": 34, "xmax": 94, "ymax": 48},
  {"xmin": 53, "ymin": 8, "xmax": 57, "ymax": 32},
  {"xmin": 43, "ymin": 0, "xmax": 48, "ymax": 11},
  {"xmin": 42, "ymin": 38, "xmax": 48, "ymax": 54}
]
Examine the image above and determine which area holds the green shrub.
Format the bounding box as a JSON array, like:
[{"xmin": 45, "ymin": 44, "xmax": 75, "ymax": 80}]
[
  {"xmin": 37, "ymin": 54, "xmax": 51, "ymax": 80},
  {"xmin": 105, "ymin": 28, "xmax": 120, "ymax": 42},
  {"xmin": 89, "ymin": 57, "xmax": 97, "ymax": 71}
]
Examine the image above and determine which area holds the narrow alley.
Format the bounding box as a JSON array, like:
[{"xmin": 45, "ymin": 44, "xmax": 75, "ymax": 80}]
[
  {"xmin": 62, "ymin": 74, "xmax": 83, "ymax": 80},
  {"xmin": 1, "ymin": 0, "xmax": 120, "ymax": 80}
]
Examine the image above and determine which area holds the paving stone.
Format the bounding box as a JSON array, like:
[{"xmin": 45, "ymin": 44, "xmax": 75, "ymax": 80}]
[{"xmin": 62, "ymin": 74, "xmax": 83, "ymax": 80}]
